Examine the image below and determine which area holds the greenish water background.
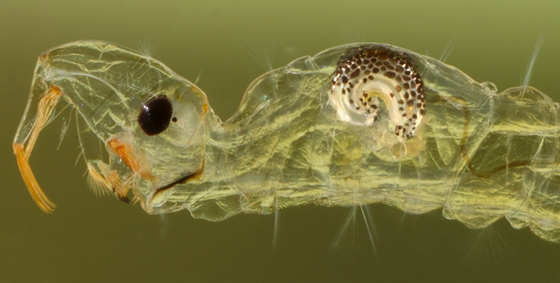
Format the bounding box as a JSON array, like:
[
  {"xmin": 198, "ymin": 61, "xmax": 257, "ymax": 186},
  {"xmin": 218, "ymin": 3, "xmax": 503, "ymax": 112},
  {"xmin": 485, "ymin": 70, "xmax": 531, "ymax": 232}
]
[{"xmin": 2, "ymin": 0, "xmax": 560, "ymax": 282}]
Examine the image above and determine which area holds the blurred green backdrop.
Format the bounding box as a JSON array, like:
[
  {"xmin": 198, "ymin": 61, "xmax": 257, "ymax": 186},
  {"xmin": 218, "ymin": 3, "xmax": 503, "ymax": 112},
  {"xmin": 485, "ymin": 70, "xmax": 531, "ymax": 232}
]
[{"xmin": 2, "ymin": 0, "xmax": 560, "ymax": 282}]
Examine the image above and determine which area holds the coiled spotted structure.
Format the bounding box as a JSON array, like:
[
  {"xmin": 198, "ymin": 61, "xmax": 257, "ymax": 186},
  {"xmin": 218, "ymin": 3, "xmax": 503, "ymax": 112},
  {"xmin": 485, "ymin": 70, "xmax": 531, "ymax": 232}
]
[{"xmin": 330, "ymin": 45, "xmax": 426, "ymax": 139}]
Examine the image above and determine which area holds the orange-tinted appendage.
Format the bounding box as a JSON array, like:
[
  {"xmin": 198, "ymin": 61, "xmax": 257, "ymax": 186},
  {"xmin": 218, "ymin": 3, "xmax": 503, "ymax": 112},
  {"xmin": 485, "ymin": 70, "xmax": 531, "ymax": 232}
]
[
  {"xmin": 13, "ymin": 143, "xmax": 56, "ymax": 213},
  {"xmin": 107, "ymin": 139, "xmax": 156, "ymax": 181},
  {"xmin": 14, "ymin": 85, "xmax": 62, "ymax": 213}
]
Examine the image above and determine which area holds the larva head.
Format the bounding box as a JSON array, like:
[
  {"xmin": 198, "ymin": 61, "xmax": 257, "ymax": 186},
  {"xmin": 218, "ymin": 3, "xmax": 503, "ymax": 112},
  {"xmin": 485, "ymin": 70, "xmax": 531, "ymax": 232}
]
[
  {"xmin": 330, "ymin": 45, "xmax": 426, "ymax": 140},
  {"xmin": 13, "ymin": 41, "xmax": 210, "ymax": 212}
]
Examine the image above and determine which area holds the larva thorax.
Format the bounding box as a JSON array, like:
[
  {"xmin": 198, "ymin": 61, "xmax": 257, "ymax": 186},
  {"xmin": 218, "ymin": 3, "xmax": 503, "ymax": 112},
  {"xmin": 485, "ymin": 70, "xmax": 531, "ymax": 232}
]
[{"xmin": 330, "ymin": 45, "xmax": 426, "ymax": 140}]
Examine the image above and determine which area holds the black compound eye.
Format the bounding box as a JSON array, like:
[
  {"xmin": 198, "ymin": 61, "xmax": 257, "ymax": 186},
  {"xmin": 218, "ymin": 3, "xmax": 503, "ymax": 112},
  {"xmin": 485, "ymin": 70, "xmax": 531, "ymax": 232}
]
[{"xmin": 138, "ymin": 95, "xmax": 173, "ymax": 136}]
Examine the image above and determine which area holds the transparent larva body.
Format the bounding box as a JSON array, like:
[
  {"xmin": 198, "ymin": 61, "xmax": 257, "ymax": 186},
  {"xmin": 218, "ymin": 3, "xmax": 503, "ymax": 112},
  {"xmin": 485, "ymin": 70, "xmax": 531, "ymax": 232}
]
[{"xmin": 13, "ymin": 41, "xmax": 560, "ymax": 243}]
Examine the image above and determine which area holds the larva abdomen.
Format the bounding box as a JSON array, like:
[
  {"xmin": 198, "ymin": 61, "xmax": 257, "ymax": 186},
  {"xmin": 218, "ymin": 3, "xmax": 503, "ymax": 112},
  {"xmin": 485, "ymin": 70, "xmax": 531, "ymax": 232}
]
[{"xmin": 444, "ymin": 86, "xmax": 560, "ymax": 242}]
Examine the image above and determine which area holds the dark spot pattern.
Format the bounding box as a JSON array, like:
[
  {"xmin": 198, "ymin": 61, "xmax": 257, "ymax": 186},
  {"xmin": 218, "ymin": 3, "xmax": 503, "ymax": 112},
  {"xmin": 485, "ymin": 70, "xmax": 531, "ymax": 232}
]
[{"xmin": 330, "ymin": 44, "xmax": 426, "ymax": 139}]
